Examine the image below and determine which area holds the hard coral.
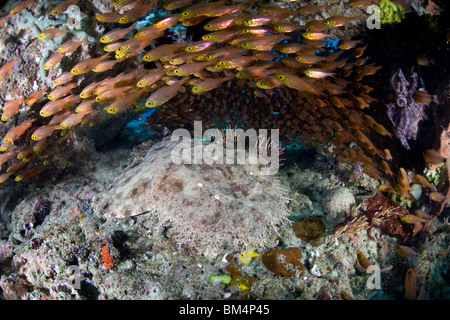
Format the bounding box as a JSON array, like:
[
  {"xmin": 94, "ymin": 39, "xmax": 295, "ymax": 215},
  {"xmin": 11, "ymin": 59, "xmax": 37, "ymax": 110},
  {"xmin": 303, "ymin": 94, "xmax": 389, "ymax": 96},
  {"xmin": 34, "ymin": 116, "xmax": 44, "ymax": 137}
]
[{"xmin": 95, "ymin": 137, "xmax": 290, "ymax": 252}]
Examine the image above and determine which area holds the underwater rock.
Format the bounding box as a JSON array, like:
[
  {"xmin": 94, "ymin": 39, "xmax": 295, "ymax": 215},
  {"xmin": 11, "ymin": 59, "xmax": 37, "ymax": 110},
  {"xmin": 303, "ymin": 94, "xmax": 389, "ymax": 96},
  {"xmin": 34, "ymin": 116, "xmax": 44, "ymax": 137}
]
[
  {"xmin": 292, "ymin": 216, "xmax": 326, "ymax": 243},
  {"xmin": 261, "ymin": 247, "xmax": 305, "ymax": 277},
  {"xmin": 95, "ymin": 136, "xmax": 290, "ymax": 252}
]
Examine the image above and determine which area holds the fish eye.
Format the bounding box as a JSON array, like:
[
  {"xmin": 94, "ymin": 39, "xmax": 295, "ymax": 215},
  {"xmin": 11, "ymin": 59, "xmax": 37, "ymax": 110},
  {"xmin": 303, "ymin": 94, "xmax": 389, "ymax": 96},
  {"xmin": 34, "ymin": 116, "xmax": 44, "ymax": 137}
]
[
  {"xmin": 31, "ymin": 135, "xmax": 37, "ymax": 140},
  {"xmin": 119, "ymin": 17, "xmax": 126, "ymax": 23},
  {"xmin": 108, "ymin": 108, "xmax": 114, "ymax": 113},
  {"xmin": 182, "ymin": 11, "xmax": 189, "ymax": 16},
  {"xmin": 51, "ymin": 10, "xmax": 57, "ymax": 15},
  {"xmin": 100, "ymin": 37, "xmax": 105, "ymax": 42},
  {"xmin": 205, "ymin": 24, "xmax": 211, "ymax": 29}
]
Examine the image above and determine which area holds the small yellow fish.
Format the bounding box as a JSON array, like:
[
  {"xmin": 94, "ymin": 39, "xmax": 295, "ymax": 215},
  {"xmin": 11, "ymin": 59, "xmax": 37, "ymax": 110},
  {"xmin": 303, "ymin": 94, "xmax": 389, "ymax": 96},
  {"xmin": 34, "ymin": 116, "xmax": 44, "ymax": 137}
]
[
  {"xmin": 47, "ymin": 83, "xmax": 76, "ymax": 100},
  {"xmin": 172, "ymin": 61, "xmax": 212, "ymax": 76},
  {"xmin": 203, "ymin": 14, "xmax": 244, "ymax": 31},
  {"xmin": 272, "ymin": 22, "xmax": 303, "ymax": 33},
  {"xmin": 96, "ymin": 11, "xmax": 121, "ymax": 23},
  {"xmin": 163, "ymin": 0, "xmax": 194, "ymax": 10},
  {"xmin": 241, "ymin": 15, "xmax": 278, "ymax": 27},
  {"xmin": 324, "ymin": 16, "xmax": 359, "ymax": 27},
  {"xmin": 302, "ymin": 31, "xmax": 331, "ymax": 41},
  {"xmin": 71, "ymin": 53, "xmax": 110, "ymax": 75},
  {"xmin": 180, "ymin": 0, "xmax": 226, "ymax": 20},
  {"xmin": 404, "ymin": 269, "xmax": 417, "ymax": 300},
  {"xmin": 58, "ymin": 39, "xmax": 86, "ymax": 54},
  {"xmin": 202, "ymin": 29, "xmax": 239, "ymax": 43},
  {"xmin": 43, "ymin": 51, "xmax": 63, "ymax": 70},
  {"xmin": 95, "ymin": 86, "xmax": 134, "ymax": 103},
  {"xmin": 105, "ymin": 89, "xmax": 145, "ymax": 114},
  {"xmin": 3, "ymin": 120, "xmax": 34, "ymax": 144},
  {"xmin": 145, "ymin": 77, "xmax": 188, "ymax": 108},
  {"xmin": 75, "ymin": 99, "xmax": 97, "ymax": 113},
  {"xmin": 255, "ymin": 76, "xmax": 282, "ymax": 89},
  {"xmin": 396, "ymin": 245, "xmax": 419, "ymax": 258},
  {"xmin": 185, "ymin": 40, "xmax": 215, "ymax": 53},
  {"xmin": 412, "ymin": 90, "xmax": 438, "ymax": 105},
  {"xmin": 0, "ymin": 151, "xmax": 14, "ymax": 167},
  {"xmin": 60, "ymin": 111, "xmax": 89, "ymax": 130},
  {"xmin": 31, "ymin": 125, "xmax": 61, "ymax": 141},
  {"xmin": 40, "ymin": 99, "xmax": 68, "ymax": 117},
  {"xmin": 118, "ymin": 2, "xmax": 155, "ymax": 24},
  {"xmin": 10, "ymin": 0, "xmax": 34, "ymax": 15},
  {"xmin": 0, "ymin": 58, "xmax": 19, "ymax": 82},
  {"xmin": 143, "ymin": 43, "xmax": 186, "ymax": 62},
  {"xmin": 137, "ymin": 68, "xmax": 170, "ymax": 88},
  {"xmin": 304, "ymin": 68, "xmax": 334, "ymax": 78},
  {"xmin": 92, "ymin": 59, "xmax": 121, "ymax": 73},
  {"xmin": 377, "ymin": 183, "xmax": 396, "ymax": 194},
  {"xmin": 111, "ymin": 0, "xmax": 132, "ymax": 7},
  {"xmin": 25, "ymin": 88, "xmax": 48, "ymax": 106},
  {"xmin": 53, "ymin": 72, "xmax": 75, "ymax": 86},
  {"xmin": 400, "ymin": 215, "xmax": 426, "ymax": 224},
  {"xmin": 191, "ymin": 77, "xmax": 230, "ymax": 94},
  {"xmin": 298, "ymin": 4, "xmax": 326, "ymax": 14},
  {"xmin": 356, "ymin": 251, "xmax": 371, "ymax": 270},
  {"xmin": 338, "ymin": 39, "xmax": 362, "ymax": 50},
  {"xmin": 276, "ymin": 72, "xmax": 322, "ymax": 96},
  {"xmin": 100, "ymin": 22, "xmax": 137, "ymax": 43}
]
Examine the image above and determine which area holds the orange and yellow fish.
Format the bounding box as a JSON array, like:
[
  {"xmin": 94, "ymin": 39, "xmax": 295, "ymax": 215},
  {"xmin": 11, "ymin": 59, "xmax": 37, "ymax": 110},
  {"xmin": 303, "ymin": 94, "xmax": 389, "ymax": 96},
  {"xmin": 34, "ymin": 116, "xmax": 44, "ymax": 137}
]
[
  {"xmin": 25, "ymin": 88, "xmax": 48, "ymax": 106},
  {"xmin": 1, "ymin": 97, "xmax": 25, "ymax": 121},
  {"xmin": 58, "ymin": 39, "xmax": 86, "ymax": 54},
  {"xmin": 0, "ymin": 58, "xmax": 19, "ymax": 82},
  {"xmin": 100, "ymin": 22, "xmax": 137, "ymax": 43},
  {"xmin": 145, "ymin": 77, "xmax": 189, "ymax": 108},
  {"xmin": 43, "ymin": 51, "xmax": 63, "ymax": 70},
  {"xmin": 50, "ymin": 0, "xmax": 78, "ymax": 15}
]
